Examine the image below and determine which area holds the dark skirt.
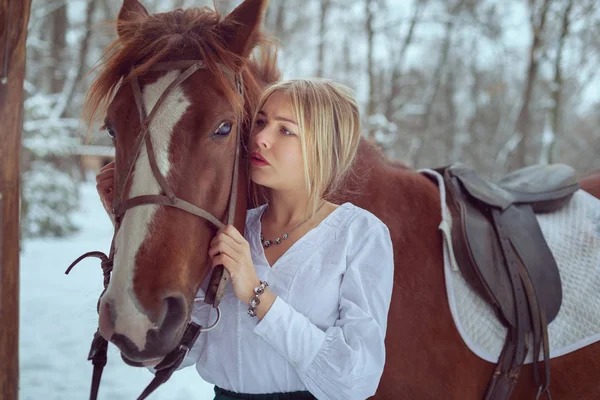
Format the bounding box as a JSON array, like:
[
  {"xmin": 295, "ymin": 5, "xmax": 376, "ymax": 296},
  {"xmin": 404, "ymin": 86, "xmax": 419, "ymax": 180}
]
[{"xmin": 213, "ymin": 385, "xmax": 317, "ymax": 400}]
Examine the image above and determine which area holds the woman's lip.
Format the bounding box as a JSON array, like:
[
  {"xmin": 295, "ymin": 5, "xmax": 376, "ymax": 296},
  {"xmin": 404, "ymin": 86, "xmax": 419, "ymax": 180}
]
[
  {"xmin": 251, "ymin": 152, "xmax": 270, "ymax": 165},
  {"xmin": 250, "ymin": 157, "xmax": 269, "ymax": 166}
]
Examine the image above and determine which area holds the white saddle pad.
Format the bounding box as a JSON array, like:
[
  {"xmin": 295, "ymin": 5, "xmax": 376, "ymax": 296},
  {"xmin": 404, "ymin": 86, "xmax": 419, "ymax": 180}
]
[{"xmin": 420, "ymin": 169, "xmax": 600, "ymax": 364}]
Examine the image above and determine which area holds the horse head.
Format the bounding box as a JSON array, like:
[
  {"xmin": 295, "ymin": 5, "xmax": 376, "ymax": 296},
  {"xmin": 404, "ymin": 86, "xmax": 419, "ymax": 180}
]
[{"xmin": 83, "ymin": 0, "xmax": 278, "ymax": 364}]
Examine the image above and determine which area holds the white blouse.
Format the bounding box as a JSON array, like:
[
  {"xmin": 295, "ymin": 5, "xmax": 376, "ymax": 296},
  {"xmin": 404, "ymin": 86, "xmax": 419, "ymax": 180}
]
[{"xmin": 178, "ymin": 202, "xmax": 394, "ymax": 399}]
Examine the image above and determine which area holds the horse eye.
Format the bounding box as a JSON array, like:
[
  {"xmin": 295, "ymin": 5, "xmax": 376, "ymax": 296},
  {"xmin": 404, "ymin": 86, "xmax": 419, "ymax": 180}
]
[
  {"xmin": 214, "ymin": 121, "xmax": 233, "ymax": 137},
  {"xmin": 106, "ymin": 125, "xmax": 116, "ymax": 139}
]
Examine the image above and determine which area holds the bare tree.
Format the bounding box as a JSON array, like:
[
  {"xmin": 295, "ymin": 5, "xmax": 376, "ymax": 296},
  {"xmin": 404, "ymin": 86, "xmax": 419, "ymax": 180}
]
[
  {"xmin": 49, "ymin": 3, "xmax": 68, "ymax": 93},
  {"xmin": 54, "ymin": 0, "xmax": 98, "ymax": 119},
  {"xmin": 317, "ymin": 0, "xmax": 332, "ymax": 76},
  {"xmin": 365, "ymin": 0, "xmax": 377, "ymax": 140},
  {"xmin": 384, "ymin": 0, "xmax": 423, "ymax": 122},
  {"xmin": 444, "ymin": 57, "xmax": 458, "ymax": 164},
  {"xmin": 100, "ymin": 0, "xmax": 116, "ymax": 19},
  {"xmin": 545, "ymin": 0, "xmax": 574, "ymax": 164},
  {"xmin": 19, "ymin": 0, "xmax": 600, "ymax": 184},
  {"xmin": 413, "ymin": 0, "xmax": 466, "ymax": 167},
  {"xmin": 217, "ymin": 0, "xmax": 235, "ymax": 13},
  {"xmin": 514, "ymin": 0, "xmax": 552, "ymax": 168}
]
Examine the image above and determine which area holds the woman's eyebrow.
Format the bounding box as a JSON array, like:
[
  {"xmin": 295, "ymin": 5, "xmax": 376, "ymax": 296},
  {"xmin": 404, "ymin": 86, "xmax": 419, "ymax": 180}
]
[{"xmin": 258, "ymin": 110, "xmax": 297, "ymax": 126}]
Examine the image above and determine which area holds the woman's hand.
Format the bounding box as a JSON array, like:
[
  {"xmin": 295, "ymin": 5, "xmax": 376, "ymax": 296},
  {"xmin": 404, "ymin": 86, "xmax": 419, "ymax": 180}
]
[
  {"xmin": 96, "ymin": 161, "xmax": 116, "ymax": 225},
  {"xmin": 208, "ymin": 225, "xmax": 261, "ymax": 304}
]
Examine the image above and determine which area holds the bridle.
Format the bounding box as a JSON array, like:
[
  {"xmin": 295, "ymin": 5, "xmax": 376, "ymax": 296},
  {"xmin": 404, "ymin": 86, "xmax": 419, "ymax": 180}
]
[{"xmin": 65, "ymin": 59, "xmax": 244, "ymax": 400}]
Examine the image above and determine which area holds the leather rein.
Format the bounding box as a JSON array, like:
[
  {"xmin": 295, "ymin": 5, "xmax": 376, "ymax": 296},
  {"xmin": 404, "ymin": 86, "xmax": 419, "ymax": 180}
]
[{"xmin": 65, "ymin": 59, "xmax": 243, "ymax": 400}]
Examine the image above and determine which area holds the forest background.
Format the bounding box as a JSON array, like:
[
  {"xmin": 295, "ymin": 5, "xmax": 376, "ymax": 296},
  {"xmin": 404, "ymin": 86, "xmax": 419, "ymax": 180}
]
[{"xmin": 21, "ymin": 0, "xmax": 600, "ymax": 237}]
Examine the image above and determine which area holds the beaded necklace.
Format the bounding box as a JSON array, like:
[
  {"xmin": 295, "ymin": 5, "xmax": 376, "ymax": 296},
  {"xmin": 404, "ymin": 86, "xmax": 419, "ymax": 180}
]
[{"xmin": 259, "ymin": 202, "xmax": 326, "ymax": 248}]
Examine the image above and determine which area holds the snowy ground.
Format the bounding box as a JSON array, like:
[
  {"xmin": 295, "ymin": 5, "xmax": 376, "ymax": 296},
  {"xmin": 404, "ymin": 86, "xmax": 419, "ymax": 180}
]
[{"xmin": 20, "ymin": 181, "xmax": 215, "ymax": 400}]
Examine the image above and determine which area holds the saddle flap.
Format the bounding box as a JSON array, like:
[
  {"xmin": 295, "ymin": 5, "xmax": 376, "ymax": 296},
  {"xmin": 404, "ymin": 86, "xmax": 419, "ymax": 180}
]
[
  {"xmin": 453, "ymin": 185, "xmax": 519, "ymax": 327},
  {"xmin": 444, "ymin": 165, "xmax": 564, "ymax": 329},
  {"xmin": 437, "ymin": 164, "xmax": 568, "ymax": 400},
  {"xmin": 501, "ymin": 205, "xmax": 562, "ymax": 323},
  {"xmin": 449, "ymin": 165, "xmax": 514, "ymax": 211}
]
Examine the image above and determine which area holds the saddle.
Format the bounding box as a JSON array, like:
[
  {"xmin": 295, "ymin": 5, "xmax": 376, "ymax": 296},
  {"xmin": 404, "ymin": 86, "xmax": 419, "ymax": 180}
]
[{"xmin": 436, "ymin": 163, "xmax": 579, "ymax": 400}]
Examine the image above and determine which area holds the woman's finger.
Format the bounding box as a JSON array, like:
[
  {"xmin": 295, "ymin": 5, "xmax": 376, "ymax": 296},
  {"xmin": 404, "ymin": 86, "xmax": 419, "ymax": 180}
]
[
  {"xmin": 208, "ymin": 239, "xmax": 237, "ymax": 259},
  {"xmin": 222, "ymin": 225, "xmax": 245, "ymax": 245},
  {"xmin": 211, "ymin": 253, "xmax": 236, "ymax": 271},
  {"xmin": 211, "ymin": 231, "xmax": 241, "ymax": 250},
  {"xmin": 96, "ymin": 170, "xmax": 114, "ymax": 183},
  {"xmin": 96, "ymin": 176, "xmax": 114, "ymax": 186},
  {"xmin": 96, "ymin": 181, "xmax": 113, "ymax": 192},
  {"xmin": 100, "ymin": 161, "xmax": 115, "ymax": 171}
]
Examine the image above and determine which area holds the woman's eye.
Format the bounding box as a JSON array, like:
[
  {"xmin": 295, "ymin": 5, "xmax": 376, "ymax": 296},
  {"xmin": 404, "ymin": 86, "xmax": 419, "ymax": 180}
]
[
  {"xmin": 254, "ymin": 119, "xmax": 266, "ymax": 127},
  {"xmin": 214, "ymin": 121, "xmax": 233, "ymax": 137},
  {"xmin": 281, "ymin": 127, "xmax": 293, "ymax": 136}
]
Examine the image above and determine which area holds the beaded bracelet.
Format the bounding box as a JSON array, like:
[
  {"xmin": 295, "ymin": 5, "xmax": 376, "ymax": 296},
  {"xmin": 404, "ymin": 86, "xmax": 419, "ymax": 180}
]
[{"xmin": 247, "ymin": 280, "xmax": 269, "ymax": 317}]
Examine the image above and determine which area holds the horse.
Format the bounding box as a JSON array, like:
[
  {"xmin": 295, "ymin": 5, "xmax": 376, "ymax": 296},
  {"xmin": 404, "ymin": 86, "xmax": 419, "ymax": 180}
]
[
  {"xmin": 581, "ymin": 169, "xmax": 600, "ymax": 199},
  {"xmin": 80, "ymin": 0, "xmax": 600, "ymax": 398}
]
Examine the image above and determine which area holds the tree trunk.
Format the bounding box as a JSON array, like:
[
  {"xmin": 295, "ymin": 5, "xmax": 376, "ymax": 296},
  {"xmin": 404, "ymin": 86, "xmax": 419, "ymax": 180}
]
[
  {"xmin": 341, "ymin": 33, "xmax": 352, "ymax": 83},
  {"xmin": 384, "ymin": 0, "xmax": 422, "ymax": 122},
  {"xmin": 172, "ymin": 0, "xmax": 185, "ymax": 9},
  {"xmin": 412, "ymin": 19, "xmax": 453, "ymax": 167},
  {"xmin": 316, "ymin": 0, "xmax": 331, "ymax": 77},
  {"xmin": 100, "ymin": 0, "xmax": 115, "ymax": 19},
  {"xmin": 445, "ymin": 64, "xmax": 458, "ymax": 164},
  {"xmin": 466, "ymin": 40, "xmax": 483, "ymax": 169},
  {"xmin": 55, "ymin": 0, "xmax": 97, "ymax": 119},
  {"xmin": 365, "ymin": 0, "xmax": 376, "ymax": 140},
  {"xmin": 49, "ymin": 2, "xmax": 67, "ymax": 94},
  {"xmin": 547, "ymin": 0, "xmax": 573, "ymax": 164},
  {"xmin": 0, "ymin": 1, "xmax": 31, "ymax": 399},
  {"xmin": 217, "ymin": 0, "xmax": 234, "ymax": 13},
  {"xmin": 265, "ymin": 0, "xmax": 286, "ymax": 39},
  {"xmin": 412, "ymin": 0, "xmax": 465, "ymax": 167},
  {"xmin": 514, "ymin": 0, "xmax": 551, "ymax": 168}
]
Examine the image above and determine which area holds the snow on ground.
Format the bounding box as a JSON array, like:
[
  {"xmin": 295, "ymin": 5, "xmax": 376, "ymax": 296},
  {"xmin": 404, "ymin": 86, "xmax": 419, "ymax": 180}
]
[{"xmin": 20, "ymin": 181, "xmax": 214, "ymax": 400}]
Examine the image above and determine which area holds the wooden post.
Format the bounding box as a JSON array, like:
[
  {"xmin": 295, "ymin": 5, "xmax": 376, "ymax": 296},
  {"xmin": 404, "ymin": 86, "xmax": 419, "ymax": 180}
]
[{"xmin": 0, "ymin": 1, "xmax": 31, "ymax": 399}]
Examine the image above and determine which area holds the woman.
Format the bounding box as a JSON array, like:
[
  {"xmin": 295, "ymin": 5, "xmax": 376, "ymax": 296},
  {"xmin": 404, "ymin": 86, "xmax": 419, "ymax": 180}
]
[{"xmin": 96, "ymin": 78, "xmax": 394, "ymax": 400}]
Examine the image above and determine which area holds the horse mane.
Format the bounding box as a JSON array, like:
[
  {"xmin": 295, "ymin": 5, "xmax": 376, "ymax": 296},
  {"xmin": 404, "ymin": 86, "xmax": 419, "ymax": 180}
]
[
  {"xmin": 82, "ymin": 5, "xmax": 279, "ymax": 129},
  {"xmin": 240, "ymin": 43, "xmax": 281, "ymax": 134}
]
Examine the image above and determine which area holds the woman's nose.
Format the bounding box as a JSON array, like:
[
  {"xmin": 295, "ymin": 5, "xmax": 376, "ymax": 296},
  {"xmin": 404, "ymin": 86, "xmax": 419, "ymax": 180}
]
[{"xmin": 253, "ymin": 127, "xmax": 271, "ymax": 149}]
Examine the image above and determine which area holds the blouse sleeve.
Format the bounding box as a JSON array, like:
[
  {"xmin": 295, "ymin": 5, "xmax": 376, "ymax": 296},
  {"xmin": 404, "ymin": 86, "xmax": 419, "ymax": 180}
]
[{"xmin": 253, "ymin": 222, "xmax": 394, "ymax": 400}]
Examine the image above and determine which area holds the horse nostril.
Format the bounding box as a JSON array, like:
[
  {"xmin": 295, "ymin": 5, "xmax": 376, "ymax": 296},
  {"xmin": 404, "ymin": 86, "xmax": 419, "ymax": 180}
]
[
  {"xmin": 158, "ymin": 295, "xmax": 187, "ymax": 337},
  {"xmin": 98, "ymin": 300, "xmax": 115, "ymax": 340}
]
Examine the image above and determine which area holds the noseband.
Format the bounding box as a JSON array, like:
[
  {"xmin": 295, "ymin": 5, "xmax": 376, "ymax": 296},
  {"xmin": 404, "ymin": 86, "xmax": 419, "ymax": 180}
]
[{"xmin": 65, "ymin": 59, "xmax": 243, "ymax": 400}]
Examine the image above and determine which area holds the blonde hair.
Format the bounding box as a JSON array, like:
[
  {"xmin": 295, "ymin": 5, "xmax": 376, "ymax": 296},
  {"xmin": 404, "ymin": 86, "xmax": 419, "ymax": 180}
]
[{"xmin": 249, "ymin": 78, "xmax": 361, "ymax": 217}]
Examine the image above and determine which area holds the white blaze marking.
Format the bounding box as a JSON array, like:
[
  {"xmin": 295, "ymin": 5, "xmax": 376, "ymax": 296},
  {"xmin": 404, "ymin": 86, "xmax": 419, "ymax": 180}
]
[{"xmin": 104, "ymin": 71, "xmax": 191, "ymax": 351}]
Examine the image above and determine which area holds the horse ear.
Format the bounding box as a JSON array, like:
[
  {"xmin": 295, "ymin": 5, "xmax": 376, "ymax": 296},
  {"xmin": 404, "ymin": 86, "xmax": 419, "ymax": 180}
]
[
  {"xmin": 219, "ymin": 0, "xmax": 269, "ymax": 58},
  {"xmin": 117, "ymin": 0, "xmax": 149, "ymax": 39}
]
